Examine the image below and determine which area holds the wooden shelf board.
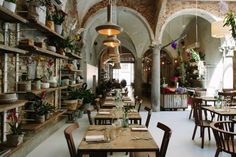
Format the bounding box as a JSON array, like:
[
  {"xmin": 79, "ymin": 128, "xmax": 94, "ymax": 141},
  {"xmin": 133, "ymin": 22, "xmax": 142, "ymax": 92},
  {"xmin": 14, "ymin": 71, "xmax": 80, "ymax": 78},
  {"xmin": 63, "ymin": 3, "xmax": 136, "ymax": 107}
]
[
  {"xmin": 0, "ymin": 100, "xmax": 26, "ymax": 112},
  {"xmin": 18, "ymin": 45, "xmax": 68, "ymax": 59},
  {"xmin": 22, "ymin": 110, "xmax": 66, "ymax": 131},
  {"xmin": 69, "ymin": 83, "xmax": 82, "ymax": 88},
  {"xmin": 0, "ymin": 6, "xmax": 27, "ymax": 23},
  {"xmin": 61, "ymin": 69, "xmax": 83, "ymax": 73},
  {"xmin": 66, "ymin": 52, "xmax": 82, "ymax": 60},
  {"xmin": 28, "ymin": 20, "xmax": 65, "ymax": 40},
  {"xmin": 0, "ymin": 44, "xmax": 28, "ymax": 54}
]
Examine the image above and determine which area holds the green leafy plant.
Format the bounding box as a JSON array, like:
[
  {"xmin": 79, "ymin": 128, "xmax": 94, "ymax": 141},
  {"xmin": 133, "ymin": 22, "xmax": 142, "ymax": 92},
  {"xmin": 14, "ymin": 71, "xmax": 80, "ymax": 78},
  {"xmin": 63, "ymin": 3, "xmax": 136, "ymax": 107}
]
[
  {"xmin": 5, "ymin": 0, "xmax": 16, "ymax": 3},
  {"xmin": 53, "ymin": 10, "xmax": 66, "ymax": 25},
  {"xmin": 7, "ymin": 109, "xmax": 23, "ymax": 135},
  {"xmin": 224, "ymin": 11, "xmax": 236, "ymax": 39}
]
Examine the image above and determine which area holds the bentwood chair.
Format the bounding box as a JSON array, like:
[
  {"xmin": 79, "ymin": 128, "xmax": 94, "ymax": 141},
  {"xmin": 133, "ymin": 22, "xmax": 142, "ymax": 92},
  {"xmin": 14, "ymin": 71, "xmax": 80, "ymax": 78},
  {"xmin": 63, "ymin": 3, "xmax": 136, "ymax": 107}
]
[
  {"xmin": 130, "ymin": 122, "xmax": 172, "ymax": 157},
  {"xmin": 211, "ymin": 121, "xmax": 236, "ymax": 157},
  {"xmin": 189, "ymin": 88, "xmax": 206, "ymax": 119},
  {"xmin": 144, "ymin": 106, "xmax": 152, "ymax": 128},
  {"xmin": 86, "ymin": 108, "xmax": 93, "ymax": 125},
  {"xmin": 64, "ymin": 123, "xmax": 89, "ymax": 157},
  {"xmin": 191, "ymin": 97, "xmax": 211, "ymax": 148},
  {"xmin": 137, "ymin": 99, "xmax": 143, "ymax": 112}
]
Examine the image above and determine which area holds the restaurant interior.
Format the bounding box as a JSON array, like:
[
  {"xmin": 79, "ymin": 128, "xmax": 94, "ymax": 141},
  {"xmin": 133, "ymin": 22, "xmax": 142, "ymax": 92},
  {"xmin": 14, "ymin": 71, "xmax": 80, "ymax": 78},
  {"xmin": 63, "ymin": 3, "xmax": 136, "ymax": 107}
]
[{"xmin": 0, "ymin": 0, "xmax": 236, "ymax": 157}]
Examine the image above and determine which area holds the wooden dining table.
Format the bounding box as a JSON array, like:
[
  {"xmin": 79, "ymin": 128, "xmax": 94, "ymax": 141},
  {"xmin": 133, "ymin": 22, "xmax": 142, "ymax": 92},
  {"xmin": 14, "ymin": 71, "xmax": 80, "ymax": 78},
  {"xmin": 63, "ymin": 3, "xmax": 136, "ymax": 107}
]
[
  {"xmin": 77, "ymin": 125, "xmax": 159, "ymax": 157},
  {"xmin": 202, "ymin": 106, "xmax": 236, "ymax": 120},
  {"xmin": 102, "ymin": 97, "xmax": 134, "ymax": 109},
  {"xmin": 94, "ymin": 108, "xmax": 142, "ymax": 125}
]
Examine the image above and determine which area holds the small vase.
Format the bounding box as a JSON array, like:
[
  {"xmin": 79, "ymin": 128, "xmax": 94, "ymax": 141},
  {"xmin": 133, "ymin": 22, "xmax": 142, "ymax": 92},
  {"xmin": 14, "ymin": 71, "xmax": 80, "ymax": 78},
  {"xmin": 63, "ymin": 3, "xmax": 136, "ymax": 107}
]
[
  {"xmin": 122, "ymin": 112, "xmax": 129, "ymax": 128},
  {"xmin": 55, "ymin": 24, "xmax": 62, "ymax": 35},
  {"xmin": 3, "ymin": 1, "xmax": 16, "ymax": 12}
]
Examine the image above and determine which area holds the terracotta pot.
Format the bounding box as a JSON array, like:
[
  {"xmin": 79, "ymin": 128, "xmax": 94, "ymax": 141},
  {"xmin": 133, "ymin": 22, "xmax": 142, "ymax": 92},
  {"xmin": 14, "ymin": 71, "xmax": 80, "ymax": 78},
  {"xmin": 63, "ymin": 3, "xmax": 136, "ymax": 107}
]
[{"xmin": 46, "ymin": 20, "xmax": 55, "ymax": 31}]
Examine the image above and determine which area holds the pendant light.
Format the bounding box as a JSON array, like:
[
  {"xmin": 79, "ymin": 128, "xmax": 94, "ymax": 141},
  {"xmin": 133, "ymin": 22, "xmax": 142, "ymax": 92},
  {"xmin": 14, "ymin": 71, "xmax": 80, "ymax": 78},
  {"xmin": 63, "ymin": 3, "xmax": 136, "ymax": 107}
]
[
  {"xmin": 113, "ymin": 62, "xmax": 121, "ymax": 69},
  {"xmin": 95, "ymin": 0, "xmax": 123, "ymax": 36},
  {"xmin": 103, "ymin": 36, "xmax": 121, "ymax": 47}
]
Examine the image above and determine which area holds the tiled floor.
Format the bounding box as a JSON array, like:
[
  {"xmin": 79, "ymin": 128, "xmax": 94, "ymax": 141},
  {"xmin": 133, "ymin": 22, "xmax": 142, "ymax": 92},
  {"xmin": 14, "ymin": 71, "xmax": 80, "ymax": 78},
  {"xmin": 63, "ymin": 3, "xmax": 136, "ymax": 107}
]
[{"xmin": 26, "ymin": 106, "xmax": 232, "ymax": 157}]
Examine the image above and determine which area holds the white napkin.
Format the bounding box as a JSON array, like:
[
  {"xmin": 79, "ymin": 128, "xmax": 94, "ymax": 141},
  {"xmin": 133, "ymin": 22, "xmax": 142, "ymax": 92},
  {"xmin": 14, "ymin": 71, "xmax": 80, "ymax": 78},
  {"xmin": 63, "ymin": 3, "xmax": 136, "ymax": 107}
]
[
  {"xmin": 122, "ymin": 97, "xmax": 130, "ymax": 101},
  {"xmin": 85, "ymin": 135, "xmax": 105, "ymax": 142},
  {"xmin": 213, "ymin": 109, "xmax": 226, "ymax": 112},
  {"xmin": 98, "ymin": 111, "xmax": 110, "ymax": 115},
  {"xmin": 106, "ymin": 97, "xmax": 115, "ymax": 100},
  {"xmin": 131, "ymin": 127, "xmax": 148, "ymax": 131}
]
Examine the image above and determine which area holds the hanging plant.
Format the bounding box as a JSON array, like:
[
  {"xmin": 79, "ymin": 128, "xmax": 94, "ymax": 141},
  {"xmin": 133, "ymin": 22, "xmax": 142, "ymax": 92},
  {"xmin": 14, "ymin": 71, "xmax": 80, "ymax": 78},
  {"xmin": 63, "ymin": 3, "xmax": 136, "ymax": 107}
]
[{"xmin": 224, "ymin": 11, "xmax": 236, "ymax": 39}]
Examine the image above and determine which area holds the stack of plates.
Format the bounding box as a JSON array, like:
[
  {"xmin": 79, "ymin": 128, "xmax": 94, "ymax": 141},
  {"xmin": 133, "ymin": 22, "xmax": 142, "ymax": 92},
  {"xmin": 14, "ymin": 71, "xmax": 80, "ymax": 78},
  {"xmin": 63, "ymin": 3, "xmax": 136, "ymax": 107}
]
[{"xmin": 0, "ymin": 93, "xmax": 17, "ymax": 104}]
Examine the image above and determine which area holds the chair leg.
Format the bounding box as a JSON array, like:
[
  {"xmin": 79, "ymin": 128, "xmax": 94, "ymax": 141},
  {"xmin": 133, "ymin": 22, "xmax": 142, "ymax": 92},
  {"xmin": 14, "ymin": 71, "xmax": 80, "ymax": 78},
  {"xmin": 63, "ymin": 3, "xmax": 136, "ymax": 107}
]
[
  {"xmin": 208, "ymin": 127, "xmax": 211, "ymax": 140},
  {"xmin": 192, "ymin": 125, "xmax": 197, "ymax": 140},
  {"xmin": 215, "ymin": 149, "xmax": 220, "ymax": 157},
  {"xmin": 201, "ymin": 127, "xmax": 205, "ymax": 149},
  {"xmin": 189, "ymin": 108, "xmax": 193, "ymax": 119}
]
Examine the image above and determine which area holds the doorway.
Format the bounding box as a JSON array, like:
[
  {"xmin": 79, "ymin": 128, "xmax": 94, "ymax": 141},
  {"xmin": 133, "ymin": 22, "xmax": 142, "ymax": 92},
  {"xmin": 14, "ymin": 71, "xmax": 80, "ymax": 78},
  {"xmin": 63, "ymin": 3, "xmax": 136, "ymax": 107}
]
[{"xmin": 113, "ymin": 63, "xmax": 134, "ymax": 86}]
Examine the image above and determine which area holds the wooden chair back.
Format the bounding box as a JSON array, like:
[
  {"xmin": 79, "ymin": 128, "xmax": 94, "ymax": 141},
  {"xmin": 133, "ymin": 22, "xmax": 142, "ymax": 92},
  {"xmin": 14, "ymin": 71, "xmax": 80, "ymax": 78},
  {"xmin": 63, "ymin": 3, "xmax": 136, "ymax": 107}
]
[
  {"xmin": 64, "ymin": 123, "xmax": 79, "ymax": 157},
  {"xmin": 86, "ymin": 108, "xmax": 93, "ymax": 125},
  {"xmin": 192, "ymin": 97, "xmax": 204, "ymax": 126},
  {"xmin": 137, "ymin": 99, "xmax": 143, "ymax": 112},
  {"xmin": 194, "ymin": 88, "xmax": 207, "ymax": 97},
  {"xmin": 144, "ymin": 106, "xmax": 152, "ymax": 128},
  {"xmin": 94, "ymin": 98, "xmax": 101, "ymax": 112},
  {"xmin": 218, "ymin": 91, "xmax": 236, "ymax": 105},
  {"xmin": 157, "ymin": 122, "xmax": 172, "ymax": 157},
  {"xmin": 211, "ymin": 121, "xmax": 236, "ymax": 155}
]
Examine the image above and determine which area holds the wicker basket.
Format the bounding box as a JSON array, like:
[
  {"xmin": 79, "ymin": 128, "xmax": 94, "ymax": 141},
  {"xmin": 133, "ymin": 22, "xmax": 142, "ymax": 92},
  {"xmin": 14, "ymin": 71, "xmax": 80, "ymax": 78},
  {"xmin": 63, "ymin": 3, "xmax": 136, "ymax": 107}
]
[{"xmin": 63, "ymin": 99, "xmax": 78, "ymax": 111}]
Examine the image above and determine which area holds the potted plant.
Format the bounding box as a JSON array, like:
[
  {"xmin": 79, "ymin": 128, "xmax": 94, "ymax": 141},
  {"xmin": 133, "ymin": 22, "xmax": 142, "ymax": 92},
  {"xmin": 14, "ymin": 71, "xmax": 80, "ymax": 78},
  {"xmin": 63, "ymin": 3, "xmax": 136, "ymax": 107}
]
[
  {"xmin": 34, "ymin": 100, "xmax": 47, "ymax": 123},
  {"xmin": 27, "ymin": 0, "xmax": 48, "ymax": 25},
  {"xmin": 6, "ymin": 109, "xmax": 24, "ymax": 147},
  {"xmin": 3, "ymin": 0, "xmax": 16, "ymax": 12},
  {"xmin": 224, "ymin": 11, "xmax": 236, "ymax": 40},
  {"xmin": 44, "ymin": 102, "xmax": 55, "ymax": 120},
  {"xmin": 63, "ymin": 87, "xmax": 79, "ymax": 111},
  {"xmin": 53, "ymin": 10, "xmax": 66, "ymax": 34}
]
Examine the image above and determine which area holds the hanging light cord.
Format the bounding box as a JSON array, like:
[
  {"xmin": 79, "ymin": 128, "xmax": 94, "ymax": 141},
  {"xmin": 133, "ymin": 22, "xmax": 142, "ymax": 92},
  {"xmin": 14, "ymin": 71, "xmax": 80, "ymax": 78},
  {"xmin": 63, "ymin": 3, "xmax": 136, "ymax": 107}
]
[{"xmin": 195, "ymin": 0, "xmax": 198, "ymax": 44}]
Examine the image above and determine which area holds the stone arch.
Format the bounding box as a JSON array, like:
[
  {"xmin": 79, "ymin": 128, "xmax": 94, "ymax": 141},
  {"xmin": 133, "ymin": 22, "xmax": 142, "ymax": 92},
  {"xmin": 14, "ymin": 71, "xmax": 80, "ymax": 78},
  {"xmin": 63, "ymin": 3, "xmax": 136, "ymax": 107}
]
[{"xmin": 156, "ymin": 8, "xmax": 218, "ymax": 43}]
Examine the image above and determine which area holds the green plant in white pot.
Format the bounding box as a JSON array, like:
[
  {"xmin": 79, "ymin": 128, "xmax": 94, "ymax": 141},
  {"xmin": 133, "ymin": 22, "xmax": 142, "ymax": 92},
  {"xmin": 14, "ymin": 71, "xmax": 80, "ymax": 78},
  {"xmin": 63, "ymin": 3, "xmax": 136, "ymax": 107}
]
[
  {"xmin": 27, "ymin": 0, "xmax": 48, "ymax": 25},
  {"xmin": 53, "ymin": 10, "xmax": 66, "ymax": 35},
  {"xmin": 3, "ymin": 0, "xmax": 17, "ymax": 12}
]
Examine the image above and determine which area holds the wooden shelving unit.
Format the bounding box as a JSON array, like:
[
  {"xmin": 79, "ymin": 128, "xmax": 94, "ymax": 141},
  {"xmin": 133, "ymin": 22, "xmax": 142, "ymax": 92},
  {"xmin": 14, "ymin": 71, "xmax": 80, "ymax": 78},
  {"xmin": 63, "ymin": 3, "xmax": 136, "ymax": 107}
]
[
  {"xmin": 0, "ymin": 6, "xmax": 27, "ymax": 23},
  {"xmin": 0, "ymin": 44, "xmax": 28, "ymax": 55},
  {"xmin": 0, "ymin": 100, "xmax": 26, "ymax": 112},
  {"xmin": 66, "ymin": 52, "xmax": 82, "ymax": 60},
  {"xmin": 28, "ymin": 20, "xmax": 65, "ymax": 40},
  {"xmin": 22, "ymin": 110, "xmax": 66, "ymax": 131},
  {"xmin": 18, "ymin": 45, "xmax": 68, "ymax": 59},
  {"xmin": 61, "ymin": 69, "xmax": 83, "ymax": 73}
]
